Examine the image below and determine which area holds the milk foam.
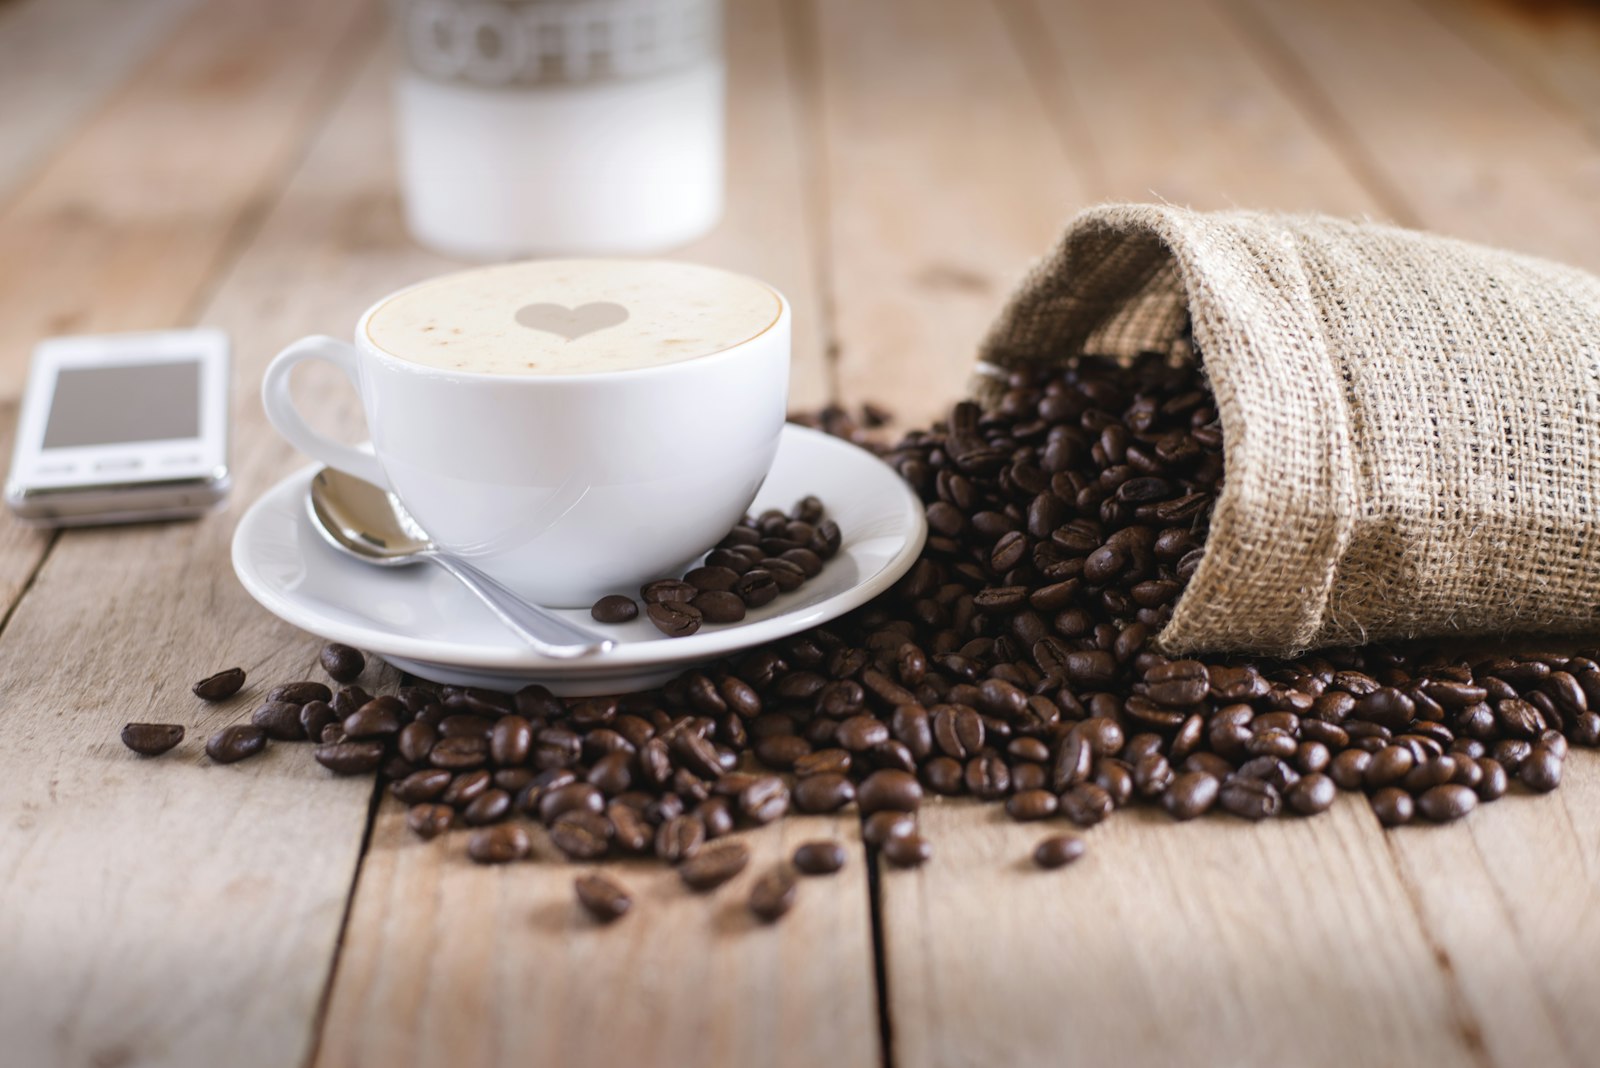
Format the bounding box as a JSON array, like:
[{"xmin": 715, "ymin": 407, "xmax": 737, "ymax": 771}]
[{"xmin": 366, "ymin": 260, "xmax": 781, "ymax": 375}]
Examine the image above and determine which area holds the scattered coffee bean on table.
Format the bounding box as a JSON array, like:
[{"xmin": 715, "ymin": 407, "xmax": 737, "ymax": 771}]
[
  {"xmin": 320, "ymin": 643, "xmax": 365, "ymax": 682},
  {"xmin": 793, "ymin": 840, "xmax": 847, "ymax": 875},
  {"xmin": 192, "ymin": 667, "xmax": 246, "ymax": 701},
  {"xmin": 575, "ymin": 873, "xmax": 632, "ymax": 923},
  {"xmin": 121, "ymin": 722, "xmax": 184, "ymax": 756},
  {"xmin": 749, "ymin": 866, "xmax": 798, "ymax": 922},
  {"xmin": 142, "ymin": 353, "xmax": 1600, "ymax": 936},
  {"xmin": 206, "ymin": 724, "xmax": 267, "ymax": 764},
  {"xmin": 1033, "ymin": 833, "xmax": 1087, "ymax": 870}
]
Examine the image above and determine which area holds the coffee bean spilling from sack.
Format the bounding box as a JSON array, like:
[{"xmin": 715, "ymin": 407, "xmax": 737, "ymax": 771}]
[{"xmin": 133, "ymin": 352, "xmax": 1599, "ymax": 928}]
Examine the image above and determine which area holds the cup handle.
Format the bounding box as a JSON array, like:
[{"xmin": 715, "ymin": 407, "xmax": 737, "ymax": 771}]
[{"xmin": 262, "ymin": 336, "xmax": 390, "ymax": 490}]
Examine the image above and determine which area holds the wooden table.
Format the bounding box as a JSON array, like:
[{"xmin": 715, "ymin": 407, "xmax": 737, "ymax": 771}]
[{"xmin": 4, "ymin": 0, "xmax": 1600, "ymax": 1065}]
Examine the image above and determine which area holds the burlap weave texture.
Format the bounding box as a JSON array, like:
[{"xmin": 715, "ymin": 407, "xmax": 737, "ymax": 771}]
[{"xmin": 976, "ymin": 204, "xmax": 1600, "ymax": 656}]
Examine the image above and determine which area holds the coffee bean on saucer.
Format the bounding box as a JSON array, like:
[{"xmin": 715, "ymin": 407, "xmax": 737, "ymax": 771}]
[
  {"xmin": 121, "ymin": 722, "xmax": 184, "ymax": 756},
  {"xmin": 647, "ymin": 600, "xmax": 702, "ymax": 638},
  {"xmin": 206, "ymin": 724, "xmax": 267, "ymax": 764},
  {"xmin": 733, "ymin": 570, "xmax": 780, "ymax": 608},
  {"xmin": 693, "ymin": 590, "xmax": 747, "ymax": 624},
  {"xmin": 685, "ymin": 565, "xmax": 740, "ymax": 592},
  {"xmin": 575, "ymin": 873, "xmax": 632, "ymax": 923},
  {"xmin": 641, "ymin": 579, "xmax": 696, "ymax": 605},
  {"xmin": 192, "ymin": 667, "xmax": 246, "ymax": 701},
  {"xmin": 704, "ymin": 548, "xmax": 753, "ymax": 573},
  {"xmin": 591, "ymin": 595, "xmax": 638, "ymax": 624},
  {"xmin": 320, "ymin": 643, "xmax": 365, "ymax": 682},
  {"xmin": 758, "ymin": 558, "xmax": 807, "ymax": 592}
]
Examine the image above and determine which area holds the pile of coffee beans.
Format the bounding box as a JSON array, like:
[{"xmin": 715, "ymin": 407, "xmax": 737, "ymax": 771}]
[
  {"xmin": 590, "ymin": 498, "xmax": 843, "ymax": 637},
  {"xmin": 125, "ymin": 352, "xmax": 1599, "ymax": 926}
]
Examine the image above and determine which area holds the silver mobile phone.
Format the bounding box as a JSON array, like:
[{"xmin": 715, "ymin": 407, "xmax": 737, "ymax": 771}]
[{"xmin": 5, "ymin": 330, "xmax": 231, "ymax": 526}]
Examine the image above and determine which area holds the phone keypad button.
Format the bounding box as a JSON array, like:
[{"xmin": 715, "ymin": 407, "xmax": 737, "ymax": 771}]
[{"xmin": 94, "ymin": 458, "xmax": 142, "ymax": 472}]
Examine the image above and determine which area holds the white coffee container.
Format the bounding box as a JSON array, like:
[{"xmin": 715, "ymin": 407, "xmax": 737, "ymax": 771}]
[{"xmin": 393, "ymin": 0, "xmax": 724, "ymax": 259}]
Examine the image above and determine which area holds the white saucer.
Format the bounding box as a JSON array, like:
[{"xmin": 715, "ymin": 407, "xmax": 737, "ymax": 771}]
[{"xmin": 232, "ymin": 424, "xmax": 927, "ymax": 694}]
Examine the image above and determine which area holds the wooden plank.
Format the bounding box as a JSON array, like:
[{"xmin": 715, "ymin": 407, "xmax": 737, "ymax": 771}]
[
  {"xmin": 884, "ymin": 798, "xmax": 1489, "ymax": 1068},
  {"xmin": 0, "ymin": 0, "xmax": 381, "ymax": 386},
  {"xmin": 805, "ymin": 0, "xmax": 1089, "ymax": 428},
  {"xmin": 1421, "ymin": 0, "xmax": 1600, "ymax": 140},
  {"xmin": 674, "ymin": 0, "xmax": 831, "ymax": 411},
  {"xmin": 307, "ymin": 10, "xmax": 876, "ymax": 1062},
  {"xmin": 0, "ymin": 0, "xmax": 197, "ymax": 200},
  {"xmin": 0, "ymin": 1, "xmax": 396, "ymax": 1065},
  {"xmin": 1004, "ymin": 0, "xmax": 1383, "ymax": 216},
  {"xmin": 1227, "ymin": 0, "xmax": 1600, "ymax": 271},
  {"xmin": 317, "ymin": 803, "xmax": 878, "ymax": 1068}
]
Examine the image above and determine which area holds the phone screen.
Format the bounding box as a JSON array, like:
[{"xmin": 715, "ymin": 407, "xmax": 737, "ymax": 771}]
[{"xmin": 42, "ymin": 360, "xmax": 201, "ymax": 449}]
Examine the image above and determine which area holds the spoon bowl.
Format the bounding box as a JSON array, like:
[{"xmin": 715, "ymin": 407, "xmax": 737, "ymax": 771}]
[{"xmin": 307, "ymin": 467, "xmax": 614, "ymax": 659}]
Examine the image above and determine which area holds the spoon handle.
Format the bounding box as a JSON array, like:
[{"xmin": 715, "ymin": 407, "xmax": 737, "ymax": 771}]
[{"xmin": 424, "ymin": 553, "xmax": 616, "ymax": 659}]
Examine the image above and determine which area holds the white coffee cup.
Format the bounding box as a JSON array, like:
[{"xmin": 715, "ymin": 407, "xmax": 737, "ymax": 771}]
[{"xmin": 263, "ymin": 260, "xmax": 790, "ymax": 607}]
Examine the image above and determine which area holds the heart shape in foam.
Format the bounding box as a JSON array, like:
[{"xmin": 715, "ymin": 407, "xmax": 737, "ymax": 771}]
[{"xmin": 514, "ymin": 301, "xmax": 629, "ymax": 341}]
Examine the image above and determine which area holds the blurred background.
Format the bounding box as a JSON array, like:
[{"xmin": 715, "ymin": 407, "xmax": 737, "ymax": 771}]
[{"xmin": 1, "ymin": 0, "xmax": 1598, "ymax": 429}]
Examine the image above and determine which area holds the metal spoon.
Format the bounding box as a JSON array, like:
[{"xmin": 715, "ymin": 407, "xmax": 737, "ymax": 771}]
[{"xmin": 307, "ymin": 467, "xmax": 615, "ymax": 659}]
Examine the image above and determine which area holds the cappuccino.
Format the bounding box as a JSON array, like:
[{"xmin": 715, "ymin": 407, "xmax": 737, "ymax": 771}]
[{"xmin": 365, "ymin": 259, "xmax": 780, "ymax": 376}]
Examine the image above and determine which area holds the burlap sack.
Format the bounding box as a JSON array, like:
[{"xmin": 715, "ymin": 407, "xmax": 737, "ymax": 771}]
[{"xmin": 976, "ymin": 204, "xmax": 1600, "ymax": 657}]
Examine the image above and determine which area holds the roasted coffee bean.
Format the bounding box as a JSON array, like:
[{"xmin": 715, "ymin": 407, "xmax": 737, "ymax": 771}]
[
  {"xmin": 882, "ymin": 833, "xmax": 932, "ymax": 868},
  {"xmin": 1145, "ymin": 660, "xmax": 1209, "ymax": 706},
  {"xmin": 430, "ymin": 735, "xmax": 490, "ymax": 771},
  {"xmin": 269, "ymin": 681, "xmax": 333, "ymax": 706},
  {"xmin": 463, "ymin": 789, "xmax": 512, "ymax": 825},
  {"xmin": 1363, "ymin": 745, "xmax": 1414, "ymax": 789},
  {"xmin": 121, "ymin": 722, "xmax": 184, "ymax": 756},
  {"xmin": 344, "ymin": 698, "xmax": 402, "ymax": 739},
  {"xmin": 1162, "ymin": 772, "xmax": 1219, "ymax": 821},
  {"xmin": 575, "ymin": 873, "xmax": 632, "ymax": 923},
  {"xmin": 836, "ymin": 714, "xmax": 890, "ymax": 751},
  {"xmin": 1006, "ymin": 788, "xmax": 1059, "ymax": 821},
  {"xmin": 647, "ymin": 600, "xmax": 703, "ymax": 638},
  {"xmin": 314, "ymin": 740, "xmax": 385, "ymax": 775},
  {"xmin": 792, "ymin": 773, "xmax": 855, "ymax": 813},
  {"xmin": 406, "ymin": 803, "xmax": 455, "ymax": 839},
  {"xmin": 540, "ymin": 782, "xmax": 605, "ymax": 824},
  {"xmin": 1285, "ymin": 773, "xmax": 1337, "ymax": 815},
  {"xmin": 590, "ymin": 594, "xmax": 639, "ymax": 624},
  {"xmin": 655, "ymin": 815, "xmax": 706, "ymax": 864},
  {"xmin": 550, "ymin": 811, "xmax": 613, "ymax": 859},
  {"xmin": 1133, "ymin": 753, "xmax": 1173, "ymax": 797},
  {"xmin": 1060, "ymin": 782, "xmax": 1114, "ymax": 827},
  {"xmin": 693, "ymin": 591, "xmax": 748, "ymax": 624},
  {"xmin": 251, "ymin": 701, "xmax": 304, "ymax": 741},
  {"xmin": 863, "ymin": 810, "xmax": 916, "ymax": 846},
  {"xmin": 1218, "ymin": 778, "xmax": 1281, "ymax": 820},
  {"xmin": 793, "ymin": 840, "xmax": 848, "ymax": 875},
  {"xmin": 300, "ymin": 700, "xmax": 338, "ymax": 743},
  {"xmin": 193, "ymin": 667, "xmax": 247, "ymax": 701},
  {"xmin": 442, "ymin": 769, "xmax": 492, "ymax": 807},
  {"xmin": 749, "ymin": 866, "xmax": 798, "ymax": 922},
  {"xmin": 679, "ymin": 841, "xmax": 750, "ymax": 891},
  {"xmin": 489, "ymin": 715, "xmax": 533, "ymax": 767},
  {"xmin": 734, "ymin": 570, "xmax": 780, "ymax": 607},
  {"xmin": 467, "ymin": 824, "xmax": 530, "ymax": 864},
  {"xmin": 1417, "ymin": 783, "xmax": 1477, "ymax": 822},
  {"xmin": 794, "ymin": 748, "xmax": 852, "ymax": 778},
  {"xmin": 1371, "ymin": 787, "xmax": 1414, "ymax": 827},
  {"xmin": 687, "ymin": 565, "xmax": 742, "ymax": 592},
  {"xmin": 320, "ymin": 643, "xmax": 365, "ymax": 683},
  {"xmin": 207, "ymin": 724, "xmax": 267, "ymax": 764},
  {"xmin": 1519, "ymin": 745, "xmax": 1563, "ymax": 792},
  {"xmin": 1033, "ymin": 833, "xmax": 1087, "ymax": 869},
  {"xmin": 858, "ymin": 769, "xmax": 923, "ymax": 814},
  {"xmin": 609, "ymin": 804, "xmax": 653, "ymax": 853},
  {"xmin": 1329, "ymin": 749, "xmax": 1372, "ymax": 790},
  {"xmin": 641, "ymin": 579, "xmax": 696, "ymax": 604},
  {"xmin": 739, "ymin": 775, "xmax": 791, "ymax": 824},
  {"xmin": 965, "ymin": 754, "xmax": 1011, "ymax": 800},
  {"xmin": 393, "ymin": 768, "xmax": 453, "ymax": 804},
  {"xmin": 1476, "ymin": 758, "xmax": 1510, "ymax": 801}
]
